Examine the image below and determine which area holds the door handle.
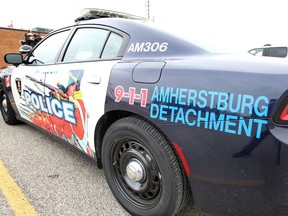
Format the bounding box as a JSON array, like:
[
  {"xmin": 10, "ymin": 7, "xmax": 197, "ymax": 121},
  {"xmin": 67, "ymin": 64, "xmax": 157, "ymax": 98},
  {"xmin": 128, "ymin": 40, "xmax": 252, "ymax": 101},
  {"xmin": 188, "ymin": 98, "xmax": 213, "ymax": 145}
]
[{"xmin": 87, "ymin": 76, "xmax": 101, "ymax": 84}]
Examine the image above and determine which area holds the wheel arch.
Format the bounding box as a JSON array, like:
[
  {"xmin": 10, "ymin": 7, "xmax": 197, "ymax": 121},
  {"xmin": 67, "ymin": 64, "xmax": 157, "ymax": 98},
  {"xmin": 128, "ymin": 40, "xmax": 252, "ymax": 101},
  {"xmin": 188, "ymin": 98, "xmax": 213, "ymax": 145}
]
[
  {"xmin": 94, "ymin": 110, "xmax": 192, "ymax": 181},
  {"xmin": 94, "ymin": 110, "xmax": 133, "ymax": 168}
]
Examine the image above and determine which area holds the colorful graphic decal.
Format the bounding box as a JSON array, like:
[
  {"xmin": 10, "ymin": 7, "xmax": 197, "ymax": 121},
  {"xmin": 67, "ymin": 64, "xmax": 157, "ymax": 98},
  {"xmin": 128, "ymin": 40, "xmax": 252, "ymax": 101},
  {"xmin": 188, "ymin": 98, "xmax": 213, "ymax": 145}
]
[
  {"xmin": 15, "ymin": 78, "xmax": 21, "ymax": 95},
  {"xmin": 115, "ymin": 85, "xmax": 270, "ymax": 139},
  {"xmin": 5, "ymin": 76, "xmax": 11, "ymax": 88},
  {"xmin": 19, "ymin": 70, "xmax": 93, "ymax": 156},
  {"xmin": 1, "ymin": 67, "xmax": 13, "ymax": 89}
]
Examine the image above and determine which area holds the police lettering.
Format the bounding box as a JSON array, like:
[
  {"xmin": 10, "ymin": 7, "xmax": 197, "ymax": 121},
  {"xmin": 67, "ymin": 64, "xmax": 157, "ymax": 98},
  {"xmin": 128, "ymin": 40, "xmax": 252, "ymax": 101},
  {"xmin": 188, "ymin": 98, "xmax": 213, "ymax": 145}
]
[{"xmin": 23, "ymin": 90, "xmax": 76, "ymax": 124}]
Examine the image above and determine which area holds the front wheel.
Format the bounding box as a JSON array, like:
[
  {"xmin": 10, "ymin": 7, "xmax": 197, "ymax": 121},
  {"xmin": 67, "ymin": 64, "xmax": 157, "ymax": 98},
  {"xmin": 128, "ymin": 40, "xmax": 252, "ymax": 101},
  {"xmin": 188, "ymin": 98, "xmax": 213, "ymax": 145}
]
[
  {"xmin": 102, "ymin": 116, "xmax": 187, "ymax": 216},
  {"xmin": 0, "ymin": 91, "xmax": 18, "ymax": 125}
]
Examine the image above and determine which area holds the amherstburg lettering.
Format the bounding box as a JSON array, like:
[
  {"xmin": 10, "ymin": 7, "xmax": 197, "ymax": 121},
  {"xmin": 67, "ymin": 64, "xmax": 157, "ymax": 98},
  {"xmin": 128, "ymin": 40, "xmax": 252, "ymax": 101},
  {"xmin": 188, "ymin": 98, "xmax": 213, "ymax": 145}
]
[
  {"xmin": 23, "ymin": 90, "xmax": 76, "ymax": 124},
  {"xmin": 150, "ymin": 86, "xmax": 269, "ymax": 139}
]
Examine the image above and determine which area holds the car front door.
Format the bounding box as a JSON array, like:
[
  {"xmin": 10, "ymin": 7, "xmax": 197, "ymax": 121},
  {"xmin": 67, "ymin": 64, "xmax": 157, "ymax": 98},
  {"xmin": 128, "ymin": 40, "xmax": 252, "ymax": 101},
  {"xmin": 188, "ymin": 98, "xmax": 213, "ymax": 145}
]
[
  {"xmin": 10, "ymin": 29, "xmax": 71, "ymax": 132},
  {"xmin": 43, "ymin": 27, "xmax": 125, "ymax": 156}
]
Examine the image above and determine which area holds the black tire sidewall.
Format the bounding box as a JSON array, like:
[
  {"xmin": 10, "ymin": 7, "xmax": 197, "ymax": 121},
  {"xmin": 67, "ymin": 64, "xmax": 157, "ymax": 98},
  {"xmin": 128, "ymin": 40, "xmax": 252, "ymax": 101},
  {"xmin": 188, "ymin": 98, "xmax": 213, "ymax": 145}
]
[
  {"xmin": 102, "ymin": 117, "xmax": 182, "ymax": 216},
  {"xmin": 0, "ymin": 91, "xmax": 17, "ymax": 125},
  {"xmin": 0, "ymin": 91, "xmax": 8, "ymax": 122}
]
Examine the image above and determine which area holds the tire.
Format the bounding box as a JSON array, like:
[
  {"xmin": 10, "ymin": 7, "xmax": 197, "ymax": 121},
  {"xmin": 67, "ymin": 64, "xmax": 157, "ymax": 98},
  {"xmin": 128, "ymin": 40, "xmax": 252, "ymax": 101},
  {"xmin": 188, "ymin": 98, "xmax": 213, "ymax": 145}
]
[
  {"xmin": 0, "ymin": 91, "xmax": 18, "ymax": 125},
  {"xmin": 101, "ymin": 116, "xmax": 187, "ymax": 216}
]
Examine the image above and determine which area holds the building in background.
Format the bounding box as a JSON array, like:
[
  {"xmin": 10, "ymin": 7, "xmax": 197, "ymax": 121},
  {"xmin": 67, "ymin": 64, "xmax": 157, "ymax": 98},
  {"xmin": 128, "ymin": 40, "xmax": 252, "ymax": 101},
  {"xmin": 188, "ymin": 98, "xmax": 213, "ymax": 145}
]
[{"xmin": 0, "ymin": 27, "xmax": 51, "ymax": 68}]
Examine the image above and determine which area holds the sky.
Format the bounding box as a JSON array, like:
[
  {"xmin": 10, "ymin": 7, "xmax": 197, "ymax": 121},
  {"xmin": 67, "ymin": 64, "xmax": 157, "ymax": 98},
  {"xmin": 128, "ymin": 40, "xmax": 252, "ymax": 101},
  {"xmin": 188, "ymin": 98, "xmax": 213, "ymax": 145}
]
[{"xmin": 1, "ymin": 0, "xmax": 288, "ymax": 53}]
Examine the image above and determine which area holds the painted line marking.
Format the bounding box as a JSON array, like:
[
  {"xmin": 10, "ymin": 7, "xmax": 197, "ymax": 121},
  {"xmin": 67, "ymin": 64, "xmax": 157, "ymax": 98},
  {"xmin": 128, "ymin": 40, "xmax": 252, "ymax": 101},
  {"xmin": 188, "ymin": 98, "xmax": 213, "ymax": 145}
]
[{"xmin": 0, "ymin": 160, "xmax": 37, "ymax": 216}]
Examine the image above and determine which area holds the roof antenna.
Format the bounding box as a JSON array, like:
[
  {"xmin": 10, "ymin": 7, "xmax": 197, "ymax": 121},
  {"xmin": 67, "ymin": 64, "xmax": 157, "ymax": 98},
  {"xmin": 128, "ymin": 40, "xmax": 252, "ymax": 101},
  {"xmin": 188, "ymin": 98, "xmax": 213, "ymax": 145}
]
[{"xmin": 145, "ymin": 0, "xmax": 150, "ymax": 19}]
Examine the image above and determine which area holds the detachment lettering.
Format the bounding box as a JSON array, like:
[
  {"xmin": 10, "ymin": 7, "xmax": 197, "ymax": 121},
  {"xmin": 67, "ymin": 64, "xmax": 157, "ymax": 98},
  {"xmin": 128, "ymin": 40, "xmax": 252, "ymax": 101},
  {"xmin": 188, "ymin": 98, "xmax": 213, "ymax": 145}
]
[{"xmin": 150, "ymin": 86, "xmax": 269, "ymax": 139}]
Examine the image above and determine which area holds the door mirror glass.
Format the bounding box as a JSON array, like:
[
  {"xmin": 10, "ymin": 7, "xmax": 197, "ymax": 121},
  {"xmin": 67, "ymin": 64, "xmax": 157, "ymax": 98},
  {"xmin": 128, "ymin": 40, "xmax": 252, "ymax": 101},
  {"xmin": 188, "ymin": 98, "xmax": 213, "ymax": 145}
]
[{"xmin": 4, "ymin": 53, "xmax": 23, "ymax": 66}]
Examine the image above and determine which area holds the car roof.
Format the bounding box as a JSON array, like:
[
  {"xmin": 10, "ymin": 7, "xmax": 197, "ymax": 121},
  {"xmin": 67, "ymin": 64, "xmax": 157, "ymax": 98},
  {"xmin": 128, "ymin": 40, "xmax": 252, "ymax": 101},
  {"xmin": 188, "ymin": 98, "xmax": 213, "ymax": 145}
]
[
  {"xmin": 46, "ymin": 9, "xmax": 208, "ymax": 58},
  {"xmin": 77, "ymin": 18, "xmax": 208, "ymax": 56},
  {"xmin": 77, "ymin": 17, "xmax": 151, "ymax": 33}
]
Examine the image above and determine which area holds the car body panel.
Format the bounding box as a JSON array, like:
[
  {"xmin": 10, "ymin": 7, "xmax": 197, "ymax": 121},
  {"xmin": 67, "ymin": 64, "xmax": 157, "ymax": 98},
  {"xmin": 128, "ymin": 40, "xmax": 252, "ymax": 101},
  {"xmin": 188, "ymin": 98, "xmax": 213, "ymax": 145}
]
[
  {"xmin": 1, "ymin": 16, "xmax": 288, "ymax": 215},
  {"xmin": 107, "ymin": 55, "xmax": 288, "ymax": 215}
]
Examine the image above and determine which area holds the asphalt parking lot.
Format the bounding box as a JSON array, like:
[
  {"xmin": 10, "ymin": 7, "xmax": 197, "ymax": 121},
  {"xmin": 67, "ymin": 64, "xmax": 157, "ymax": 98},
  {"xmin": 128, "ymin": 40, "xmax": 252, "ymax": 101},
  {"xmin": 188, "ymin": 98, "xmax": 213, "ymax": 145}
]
[
  {"xmin": 0, "ymin": 117, "xmax": 199, "ymax": 216},
  {"xmin": 0, "ymin": 117, "xmax": 129, "ymax": 216}
]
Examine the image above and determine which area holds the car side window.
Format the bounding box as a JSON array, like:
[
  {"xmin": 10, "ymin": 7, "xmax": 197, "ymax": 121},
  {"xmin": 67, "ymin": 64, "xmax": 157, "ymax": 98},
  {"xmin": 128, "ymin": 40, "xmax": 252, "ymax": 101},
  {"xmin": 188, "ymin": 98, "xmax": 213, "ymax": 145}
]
[
  {"xmin": 249, "ymin": 48, "xmax": 264, "ymax": 56},
  {"xmin": 101, "ymin": 33, "xmax": 123, "ymax": 59},
  {"xmin": 63, "ymin": 28, "xmax": 109, "ymax": 62},
  {"xmin": 28, "ymin": 30, "xmax": 70, "ymax": 65}
]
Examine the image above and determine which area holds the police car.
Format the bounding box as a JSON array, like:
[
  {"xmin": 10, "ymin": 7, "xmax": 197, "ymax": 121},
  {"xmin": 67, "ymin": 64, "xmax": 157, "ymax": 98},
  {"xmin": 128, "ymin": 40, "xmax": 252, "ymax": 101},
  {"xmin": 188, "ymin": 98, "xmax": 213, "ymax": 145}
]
[{"xmin": 1, "ymin": 8, "xmax": 288, "ymax": 216}]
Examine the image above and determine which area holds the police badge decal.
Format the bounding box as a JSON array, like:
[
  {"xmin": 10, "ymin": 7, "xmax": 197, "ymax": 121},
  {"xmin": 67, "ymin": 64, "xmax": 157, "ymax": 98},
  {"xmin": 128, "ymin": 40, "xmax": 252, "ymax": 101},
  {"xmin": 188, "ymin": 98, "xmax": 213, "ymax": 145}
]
[{"xmin": 15, "ymin": 78, "xmax": 22, "ymax": 95}]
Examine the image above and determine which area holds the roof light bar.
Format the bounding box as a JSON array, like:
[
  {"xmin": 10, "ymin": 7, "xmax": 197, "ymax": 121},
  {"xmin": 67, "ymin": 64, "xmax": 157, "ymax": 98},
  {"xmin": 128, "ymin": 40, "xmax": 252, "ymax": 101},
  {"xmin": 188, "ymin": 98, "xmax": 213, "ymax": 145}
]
[{"xmin": 75, "ymin": 8, "xmax": 148, "ymax": 22}]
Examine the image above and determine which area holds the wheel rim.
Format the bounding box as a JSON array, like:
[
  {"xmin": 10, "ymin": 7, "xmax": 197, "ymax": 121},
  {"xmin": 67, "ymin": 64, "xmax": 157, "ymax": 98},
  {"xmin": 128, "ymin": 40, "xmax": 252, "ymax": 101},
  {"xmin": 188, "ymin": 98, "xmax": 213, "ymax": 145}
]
[
  {"xmin": 112, "ymin": 140, "xmax": 161, "ymax": 208},
  {"xmin": 1, "ymin": 94, "xmax": 8, "ymax": 116}
]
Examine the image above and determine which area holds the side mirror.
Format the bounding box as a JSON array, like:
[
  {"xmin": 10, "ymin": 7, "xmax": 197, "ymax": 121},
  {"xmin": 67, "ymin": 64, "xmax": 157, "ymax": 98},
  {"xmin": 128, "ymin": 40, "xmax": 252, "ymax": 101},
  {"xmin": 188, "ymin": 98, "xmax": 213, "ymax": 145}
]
[{"xmin": 4, "ymin": 53, "xmax": 23, "ymax": 66}]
